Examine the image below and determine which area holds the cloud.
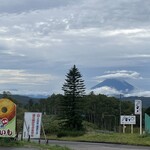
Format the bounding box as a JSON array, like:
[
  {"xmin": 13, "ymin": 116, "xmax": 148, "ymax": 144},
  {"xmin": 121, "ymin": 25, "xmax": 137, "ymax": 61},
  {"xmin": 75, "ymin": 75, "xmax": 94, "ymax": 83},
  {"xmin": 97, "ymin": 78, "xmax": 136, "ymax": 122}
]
[
  {"xmin": 0, "ymin": 0, "xmax": 77, "ymax": 13},
  {"xmin": 125, "ymin": 54, "xmax": 150, "ymax": 58},
  {"xmin": 0, "ymin": 0, "xmax": 150, "ymax": 95},
  {"xmin": 0, "ymin": 50, "xmax": 26, "ymax": 57},
  {"xmin": 126, "ymin": 90, "xmax": 150, "ymax": 97},
  {"xmin": 90, "ymin": 86, "xmax": 121, "ymax": 95},
  {"xmin": 94, "ymin": 70, "xmax": 142, "ymax": 82},
  {"xmin": 0, "ymin": 69, "xmax": 55, "ymax": 85},
  {"xmin": 89, "ymin": 86, "xmax": 150, "ymax": 98},
  {"xmin": 102, "ymin": 29, "xmax": 146, "ymax": 37}
]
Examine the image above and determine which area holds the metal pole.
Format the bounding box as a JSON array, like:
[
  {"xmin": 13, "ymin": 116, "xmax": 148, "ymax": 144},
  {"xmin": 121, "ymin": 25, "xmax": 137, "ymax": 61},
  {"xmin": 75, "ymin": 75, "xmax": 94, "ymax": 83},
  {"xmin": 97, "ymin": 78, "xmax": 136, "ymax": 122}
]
[
  {"xmin": 120, "ymin": 94, "xmax": 122, "ymax": 116},
  {"xmin": 131, "ymin": 124, "xmax": 133, "ymax": 134},
  {"xmin": 140, "ymin": 105, "xmax": 142, "ymax": 135},
  {"xmin": 119, "ymin": 94, "xmax": 122, "ymax": 133}
]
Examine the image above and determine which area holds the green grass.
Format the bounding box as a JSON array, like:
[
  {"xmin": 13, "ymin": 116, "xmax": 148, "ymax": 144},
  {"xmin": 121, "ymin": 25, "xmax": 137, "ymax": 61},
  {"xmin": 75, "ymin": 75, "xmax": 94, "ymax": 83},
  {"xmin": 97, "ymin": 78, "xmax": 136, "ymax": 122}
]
[
  {"xmin": 46, "ymin": 132, "xmax": 150, "ymax": 146},
  {"xmin": 0, "ymin": 138, "xmax": 70, "ymax": 150},
  {"xmin": 23, "ymin": 141, "xmax": 70, "ymax": 150},
  {"xmin": 0, "ymin": 138, "xmax": 24, "ymax": 147}
]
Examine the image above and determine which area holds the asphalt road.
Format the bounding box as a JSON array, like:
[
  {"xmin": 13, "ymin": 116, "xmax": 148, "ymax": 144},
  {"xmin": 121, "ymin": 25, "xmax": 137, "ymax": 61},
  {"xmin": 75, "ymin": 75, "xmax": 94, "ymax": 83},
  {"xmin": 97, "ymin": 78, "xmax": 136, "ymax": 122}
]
[
  {"xmin": 46, "ymin": 140, "xmax": 150, "ymax": 150},
  {"xmin": 1, "ymin": 140, "xmax": 150, "ymax": 150}
]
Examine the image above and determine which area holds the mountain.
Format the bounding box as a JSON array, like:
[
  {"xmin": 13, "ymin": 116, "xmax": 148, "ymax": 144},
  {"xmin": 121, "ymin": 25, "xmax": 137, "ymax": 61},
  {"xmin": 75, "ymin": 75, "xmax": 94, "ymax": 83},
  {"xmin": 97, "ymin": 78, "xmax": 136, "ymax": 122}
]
[
  {"xmin": 27, "ymin": 94, "xmax": 48, "ymax": 99},
  {"xmin": 91, "ymin": 78, "xmax": 135, "ymax": 94}
]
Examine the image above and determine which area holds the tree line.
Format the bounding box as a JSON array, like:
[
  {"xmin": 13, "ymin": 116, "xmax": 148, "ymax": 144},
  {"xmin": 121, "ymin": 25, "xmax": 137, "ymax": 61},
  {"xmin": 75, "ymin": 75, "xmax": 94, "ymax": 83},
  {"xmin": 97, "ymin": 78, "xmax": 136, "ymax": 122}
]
[
  {"xmin": 2, "ymin": 65, "xmax": 136, "ymax": 133},
  {"xmin": 24, "ymin": 65, "xmax": 134, "ymax": 132},
  {"xmin": 25, "ymin": 92, "xmax": 134, "ymax": 131}
]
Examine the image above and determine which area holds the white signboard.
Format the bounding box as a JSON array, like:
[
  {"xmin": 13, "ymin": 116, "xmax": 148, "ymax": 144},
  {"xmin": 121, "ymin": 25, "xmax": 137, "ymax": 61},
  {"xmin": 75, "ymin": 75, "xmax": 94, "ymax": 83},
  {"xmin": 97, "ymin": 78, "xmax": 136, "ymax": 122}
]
[
  {"xmin": 120, "ymin": 115, "xmax": 136, "ymax": 125},
  {"xmin": 23, "ymin": 112, "xmax": 42, "ymax": 139},
  {"xmin": 135, "ymin": 100, "xmax": 142, "ymax": 115}
]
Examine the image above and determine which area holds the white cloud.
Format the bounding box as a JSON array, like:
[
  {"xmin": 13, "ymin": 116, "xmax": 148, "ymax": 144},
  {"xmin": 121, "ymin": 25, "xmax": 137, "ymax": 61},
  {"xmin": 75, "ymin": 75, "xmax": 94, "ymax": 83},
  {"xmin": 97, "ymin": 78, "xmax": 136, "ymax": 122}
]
[
  {"xmin": 0, "ymin": 26, "xmax": 8, "ymax": 33},
  {"xmin": 0, "ymin": 69, "xmax": 55, "ymax": 85},
  {"xmin": 125, "ymin": 54, "xmax": 150, "ymax": 58},
  {"xmin": 0, "ymin": 50, "xmax": 26, "ymax": 57},
  {"xmin": 90, "ymin": 86, "xmax": 121, "ymax": 95},
  {"xmin": 103, "ymin": 29, "xmax": 146, "ymax": 36},
  {"xmin": 95, "ymin": 70, "xmax": 142, "ymax": 82},
  {"xmin": 89, "ymin": 87, "xmax": 150, "ymax": 98},
  {"xmin": 126, "ymin": 90, "xmax": 150, "ymax": 97}
]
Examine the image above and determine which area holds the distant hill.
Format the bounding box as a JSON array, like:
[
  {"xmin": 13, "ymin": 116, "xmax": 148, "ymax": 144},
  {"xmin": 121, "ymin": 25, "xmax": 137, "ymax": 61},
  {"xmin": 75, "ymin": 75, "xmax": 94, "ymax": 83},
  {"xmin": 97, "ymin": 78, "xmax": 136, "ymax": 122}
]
[
  {"xmin": 0, "ymin": 94, "xmax": 41, "ymax": 105},
  {"xmin": 123, "ymin": 96, "xmax": 150, "ymax": 108},
  {"xmin": 91, "ymin": 78, "xmax": 135, "ymax": 94}
]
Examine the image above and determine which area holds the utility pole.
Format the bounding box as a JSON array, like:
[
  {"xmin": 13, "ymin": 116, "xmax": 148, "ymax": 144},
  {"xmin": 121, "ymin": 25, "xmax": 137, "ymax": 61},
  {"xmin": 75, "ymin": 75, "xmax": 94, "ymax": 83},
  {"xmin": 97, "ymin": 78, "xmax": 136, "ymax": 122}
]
[
  {"xmin": 119, "ymin": 94, "xmax": 122, "ymax": 133},
  {"xmin": 120, "ymin": 94, "xmax": 122, "ymax": 117}
]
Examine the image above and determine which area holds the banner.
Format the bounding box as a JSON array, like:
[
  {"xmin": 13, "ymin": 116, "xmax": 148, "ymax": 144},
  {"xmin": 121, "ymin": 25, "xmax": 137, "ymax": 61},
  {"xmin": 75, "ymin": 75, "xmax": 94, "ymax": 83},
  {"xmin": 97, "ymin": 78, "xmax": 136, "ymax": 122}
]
[
  {"xmin": 0, "ymin": 98, "xmax": 16, "ymax": 137},
  {"xmin": 23, "ymin": 112, "xmax": 42, "ymax": 139}
]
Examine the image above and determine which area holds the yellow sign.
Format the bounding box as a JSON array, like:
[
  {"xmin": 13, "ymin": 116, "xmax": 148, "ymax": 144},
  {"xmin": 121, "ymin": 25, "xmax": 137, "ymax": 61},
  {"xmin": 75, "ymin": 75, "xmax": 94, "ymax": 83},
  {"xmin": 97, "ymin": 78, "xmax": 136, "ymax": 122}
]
[{"xmin": 0, "ymin": 98, "xmax": 16, "ymax": 137}]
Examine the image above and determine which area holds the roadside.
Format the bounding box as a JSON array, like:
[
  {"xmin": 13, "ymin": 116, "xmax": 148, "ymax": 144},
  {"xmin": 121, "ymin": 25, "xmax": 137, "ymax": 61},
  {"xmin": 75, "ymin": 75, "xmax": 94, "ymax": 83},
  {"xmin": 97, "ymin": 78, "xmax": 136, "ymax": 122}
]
[
  {"xmin": 0, "ymin": 148, "xmax": 38, "ymax": 150},
  {"xmin": 2, "ymin": 141, "xmax": 150, "ymax": 150},
  {"xmin": 44, "ymin": 132, "xmax": 150, "ymax": 147}
]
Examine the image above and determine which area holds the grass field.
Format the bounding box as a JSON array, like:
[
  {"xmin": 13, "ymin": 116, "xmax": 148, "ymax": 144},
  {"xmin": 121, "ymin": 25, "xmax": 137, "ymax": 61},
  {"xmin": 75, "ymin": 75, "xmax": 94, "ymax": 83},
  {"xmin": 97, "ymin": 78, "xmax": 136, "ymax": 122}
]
[
  {"xmin": 1, "ymin": 132, "xmax": 150, "ymax": 149},
  {"xmin": 46, "ymin": 132, "xmax": 150, "ymax": 146}
]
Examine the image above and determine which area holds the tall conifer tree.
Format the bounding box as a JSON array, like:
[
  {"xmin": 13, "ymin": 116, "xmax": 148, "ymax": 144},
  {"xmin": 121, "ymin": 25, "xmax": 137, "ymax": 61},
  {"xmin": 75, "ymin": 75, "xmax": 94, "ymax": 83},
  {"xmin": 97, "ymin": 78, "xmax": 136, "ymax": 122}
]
[{"xmin": 61, "ymin": 65, "xmax": 85, "ymax": 130}]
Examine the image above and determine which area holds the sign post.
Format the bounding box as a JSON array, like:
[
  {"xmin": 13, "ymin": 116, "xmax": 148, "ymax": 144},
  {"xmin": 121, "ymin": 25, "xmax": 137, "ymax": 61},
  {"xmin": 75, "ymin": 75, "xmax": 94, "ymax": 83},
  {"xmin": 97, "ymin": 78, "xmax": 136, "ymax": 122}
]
[
  {"xmin": 23, "ymin": 112, "xmax": 42, "ymax": 140},
  {"xmin": 135, "ymin": 100, "xmax": 142, "ymax": 135},
  {"xmin": 120, "ymin": 115, "xmax": 136, "ymax": 133}
]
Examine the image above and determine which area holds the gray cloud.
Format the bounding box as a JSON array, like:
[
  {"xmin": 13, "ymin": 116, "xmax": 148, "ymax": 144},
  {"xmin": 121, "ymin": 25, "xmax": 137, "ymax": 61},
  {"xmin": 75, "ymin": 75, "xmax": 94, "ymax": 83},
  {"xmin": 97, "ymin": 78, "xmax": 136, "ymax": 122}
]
[
  {"xmin": 0, "ymin": 0, "xmax": 77, "ymax": 13},
  {"xmin": 0, "ymin": 0, "xmax": 150, "ymax": 95}
]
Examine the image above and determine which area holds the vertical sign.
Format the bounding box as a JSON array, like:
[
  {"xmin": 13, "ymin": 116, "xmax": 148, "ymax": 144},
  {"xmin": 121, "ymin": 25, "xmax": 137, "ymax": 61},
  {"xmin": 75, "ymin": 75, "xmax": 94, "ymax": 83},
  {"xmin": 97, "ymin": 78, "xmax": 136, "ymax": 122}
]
[
  {"xmin": 135, "ymin": 100, "xmax": 142, "ymax": 135},
  {"xmin": 23, "ymin": 112, "xmax": 42, "ymax": 139},
  {"xmin": 0, "ymin": 98, "xmax": 16, "ymax": 138},
  {"xmin": 135, "ymin": 100, "xmax": 142, "ymax": 114}
]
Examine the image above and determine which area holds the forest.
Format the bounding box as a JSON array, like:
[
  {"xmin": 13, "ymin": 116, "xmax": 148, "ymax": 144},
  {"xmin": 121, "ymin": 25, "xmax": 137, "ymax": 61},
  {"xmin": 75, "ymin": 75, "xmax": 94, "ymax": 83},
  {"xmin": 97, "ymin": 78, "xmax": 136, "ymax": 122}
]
[{"xmin": 2, "ymin": 87, "xmax": 147, "ymax": 136}]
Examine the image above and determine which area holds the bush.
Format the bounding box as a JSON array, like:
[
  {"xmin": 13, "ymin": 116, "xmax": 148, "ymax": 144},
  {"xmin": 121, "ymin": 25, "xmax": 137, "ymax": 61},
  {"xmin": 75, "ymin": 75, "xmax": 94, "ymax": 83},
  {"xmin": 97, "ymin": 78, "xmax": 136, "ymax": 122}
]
[
  {"xmin": 0, "ymin": 138, "xmax": 23, "ymax": 147},
  {"xmin": 82, "ymin": 121, "xmax": 99, "ymax": 132},
  {"xmin": 57, "ymin": 130, "xmax": 85, "ymax": 138},
  {"xmin": 42, "ymin": 115, "xmax": 61, "ymax": 134}
]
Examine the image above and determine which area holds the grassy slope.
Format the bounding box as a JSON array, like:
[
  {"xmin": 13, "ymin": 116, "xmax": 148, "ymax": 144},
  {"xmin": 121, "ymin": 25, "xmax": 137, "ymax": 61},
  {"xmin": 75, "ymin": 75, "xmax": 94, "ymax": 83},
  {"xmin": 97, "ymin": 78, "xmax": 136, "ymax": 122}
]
[{"xmin": 46, "ymin": 132, "xmax": 150, "ymax": 146}]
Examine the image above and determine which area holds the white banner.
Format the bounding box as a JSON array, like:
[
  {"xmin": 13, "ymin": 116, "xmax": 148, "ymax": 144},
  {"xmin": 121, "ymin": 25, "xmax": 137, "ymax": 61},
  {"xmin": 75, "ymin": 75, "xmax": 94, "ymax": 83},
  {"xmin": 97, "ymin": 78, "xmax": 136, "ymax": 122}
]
[
  {"xmin": 120, "ymin": 115, "xmax": 136, "ymax": 125},
  {"xmin": 23, "ymin": 112, "xmax": 42, "ymax": 139},
  {"xmin": 135, "ymin": 100, "xmax": 142, "ymax": 115}
]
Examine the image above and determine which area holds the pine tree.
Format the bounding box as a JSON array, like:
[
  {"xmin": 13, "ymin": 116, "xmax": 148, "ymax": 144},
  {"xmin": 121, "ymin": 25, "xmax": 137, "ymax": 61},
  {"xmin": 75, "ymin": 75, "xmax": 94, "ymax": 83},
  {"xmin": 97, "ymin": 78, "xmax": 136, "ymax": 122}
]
[{"xmin": 61, "ymin": 65, "xmax": 85, "ymax": 130}]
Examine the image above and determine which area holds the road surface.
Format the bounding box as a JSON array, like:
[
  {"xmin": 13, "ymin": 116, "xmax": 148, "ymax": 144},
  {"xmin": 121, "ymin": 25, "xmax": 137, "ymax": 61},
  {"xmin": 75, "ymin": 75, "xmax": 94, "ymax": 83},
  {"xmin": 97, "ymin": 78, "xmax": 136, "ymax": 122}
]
[
  {"xmin": 46, "ymin": 140, "xmax": 150, "ymax": 150},
  {"xmin": 1, "ymin": 140, "xmax": 150, "ymax": 150}
]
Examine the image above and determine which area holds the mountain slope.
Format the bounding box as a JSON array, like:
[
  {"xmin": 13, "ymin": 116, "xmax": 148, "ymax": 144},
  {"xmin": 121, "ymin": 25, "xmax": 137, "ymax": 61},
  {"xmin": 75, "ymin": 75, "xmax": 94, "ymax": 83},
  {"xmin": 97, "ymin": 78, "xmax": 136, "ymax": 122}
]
[
  {"xmin": 91, "ymin": 78, "xmax": 135, "ymax": 94},
  {"xmin": 0, "ymin": 94, "xmax": 40, "ymax": 105}
]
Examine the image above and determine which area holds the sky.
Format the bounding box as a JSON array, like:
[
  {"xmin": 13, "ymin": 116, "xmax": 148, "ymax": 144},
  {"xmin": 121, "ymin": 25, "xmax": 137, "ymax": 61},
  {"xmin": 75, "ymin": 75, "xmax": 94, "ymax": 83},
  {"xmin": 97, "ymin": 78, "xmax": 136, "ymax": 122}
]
[{"xmin": 0, "ymin": 0, "xmax": 150, "ymax": 97}]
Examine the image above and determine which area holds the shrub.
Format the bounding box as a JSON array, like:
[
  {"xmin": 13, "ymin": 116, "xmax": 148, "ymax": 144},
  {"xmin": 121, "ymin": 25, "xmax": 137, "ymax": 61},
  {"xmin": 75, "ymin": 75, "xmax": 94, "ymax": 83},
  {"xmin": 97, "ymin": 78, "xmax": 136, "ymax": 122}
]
[
  {"xmin": 82, "ymin": 121, "xmax": 99, "ymax": 132},
  {"xmin": 57, "ymin": 130, "xmax": 85, "ymax": 138}
]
